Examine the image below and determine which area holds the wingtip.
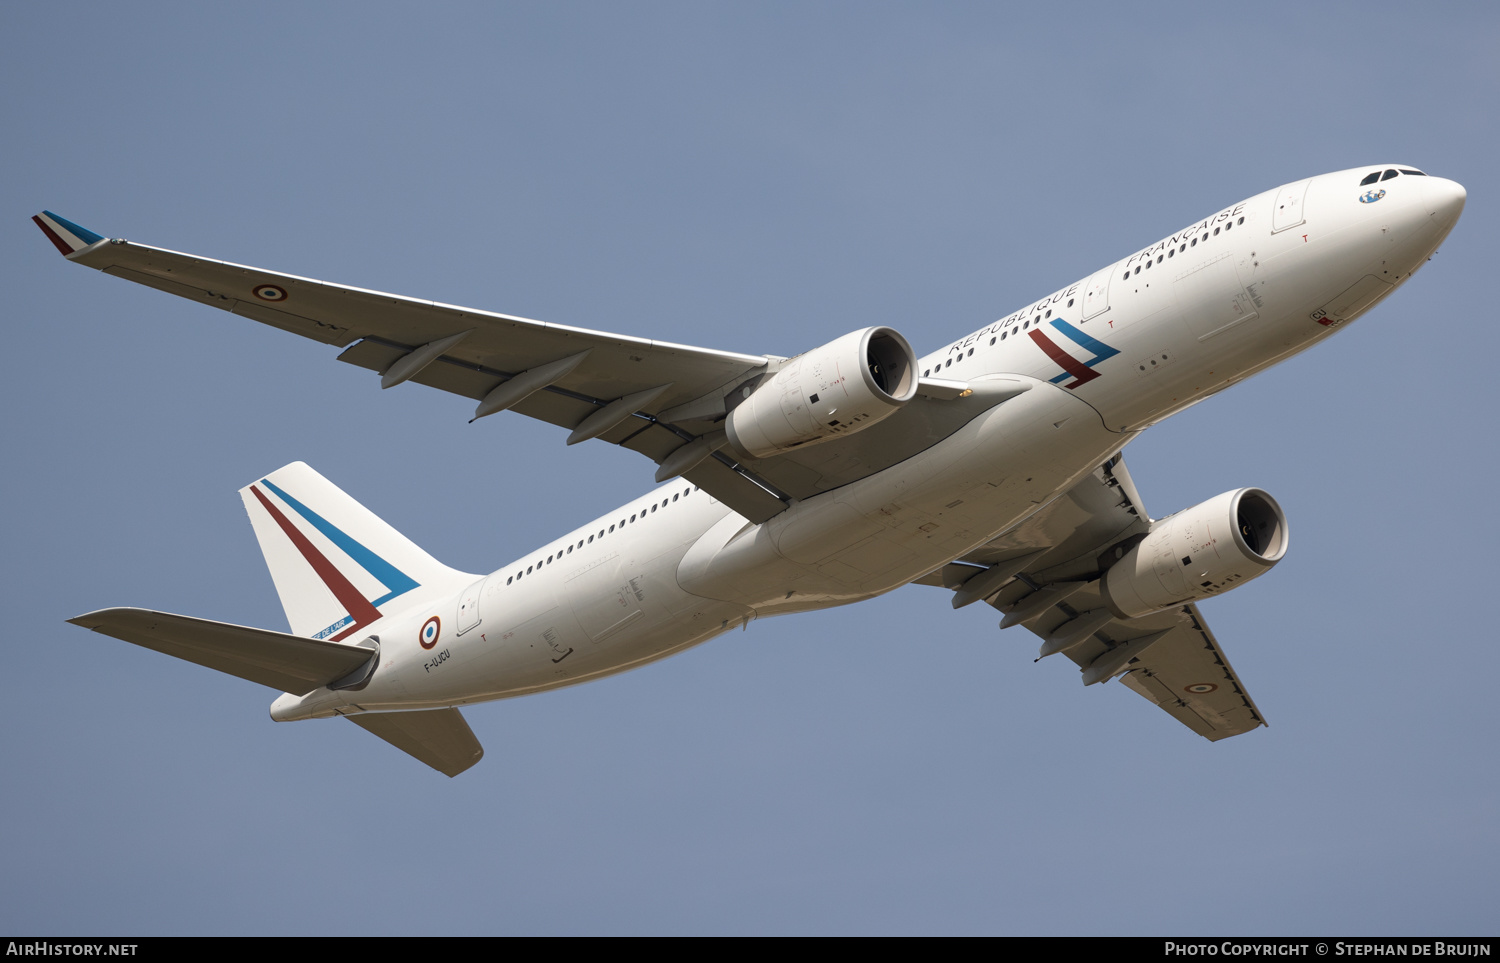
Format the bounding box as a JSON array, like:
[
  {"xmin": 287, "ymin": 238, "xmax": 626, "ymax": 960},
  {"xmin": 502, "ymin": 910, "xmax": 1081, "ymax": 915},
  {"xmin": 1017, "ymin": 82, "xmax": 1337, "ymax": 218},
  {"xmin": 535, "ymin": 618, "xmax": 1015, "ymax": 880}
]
[
  {"xmin": 33, "ymin": 211, "xmax": 105, "ymax": 256},
  {"xmin": 67, "ymin": 606, "xmax": 147, "ymax": 629}
]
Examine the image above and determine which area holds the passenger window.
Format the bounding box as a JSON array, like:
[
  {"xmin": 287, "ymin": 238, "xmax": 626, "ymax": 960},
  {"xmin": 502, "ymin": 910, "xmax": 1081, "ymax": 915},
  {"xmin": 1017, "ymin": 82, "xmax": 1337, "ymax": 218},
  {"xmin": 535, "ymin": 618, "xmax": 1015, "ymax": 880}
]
[{"xmin": 1360, "ymin": 171, "xmax": 1382, "ymax": 186}]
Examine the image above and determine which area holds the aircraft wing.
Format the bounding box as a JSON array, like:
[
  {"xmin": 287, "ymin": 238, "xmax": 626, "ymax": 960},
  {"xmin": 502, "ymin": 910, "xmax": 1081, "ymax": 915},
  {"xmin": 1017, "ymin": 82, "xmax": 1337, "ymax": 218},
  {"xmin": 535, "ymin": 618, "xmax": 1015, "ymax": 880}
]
[
  {"xmin": 37, "ymin": 211, "xmax": 1008, "ymax": 523},
  {"xmin": 917, "ymin": 455, "xmax": 1267, "ymax": 741}
]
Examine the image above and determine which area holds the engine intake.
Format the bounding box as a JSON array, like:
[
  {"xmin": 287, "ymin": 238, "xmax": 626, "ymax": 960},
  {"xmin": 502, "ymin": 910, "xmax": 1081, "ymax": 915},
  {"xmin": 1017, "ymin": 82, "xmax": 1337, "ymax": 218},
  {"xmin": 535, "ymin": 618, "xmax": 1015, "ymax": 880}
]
[
  {"xmin": 725, "ymin": 327, "xmax": 918, "ymax": 459},
  {"xmin": 1101, "ymin": 488, "xmax": 1289, "ymax": 619}
]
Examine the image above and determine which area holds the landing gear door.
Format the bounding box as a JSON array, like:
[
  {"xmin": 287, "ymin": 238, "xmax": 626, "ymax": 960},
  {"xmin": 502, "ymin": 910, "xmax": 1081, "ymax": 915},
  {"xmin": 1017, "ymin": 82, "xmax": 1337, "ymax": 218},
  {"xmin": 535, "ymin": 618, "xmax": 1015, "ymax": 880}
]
[
  {"xmin": 1271, "ymin": 179, "xmax": 1310, "ymax": 234},
  {"xmin": 456, "ymin": 578, "xmax": 484, "ymax": 636},
  {"xmin": 1080, "ymin": 268, "xmax": 1113, "ymax": 321}
]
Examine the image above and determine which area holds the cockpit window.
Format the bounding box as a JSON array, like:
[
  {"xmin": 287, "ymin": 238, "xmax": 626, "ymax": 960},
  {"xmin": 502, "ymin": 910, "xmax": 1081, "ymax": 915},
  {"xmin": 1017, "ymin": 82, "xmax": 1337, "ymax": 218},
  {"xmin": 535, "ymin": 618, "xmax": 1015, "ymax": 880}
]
[
  {"xmin": 1360, "ymin": 171, "xmax": 1382, "ymax": 186},
  {"xmin": 1399, "ymin": 169, "xmax": 1427, "ymax": 176},
  {"xmin": 1381, "ymin": 169, "xmax": 1400, "ymax": 181}
]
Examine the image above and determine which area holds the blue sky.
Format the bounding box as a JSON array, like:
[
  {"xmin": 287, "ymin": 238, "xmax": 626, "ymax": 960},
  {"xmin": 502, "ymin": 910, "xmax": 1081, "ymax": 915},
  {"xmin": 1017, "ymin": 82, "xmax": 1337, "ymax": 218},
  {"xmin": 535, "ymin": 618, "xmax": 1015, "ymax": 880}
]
[{"xmin": 3, "ymin": 1, "xmax": 1497, "ymax": 935}]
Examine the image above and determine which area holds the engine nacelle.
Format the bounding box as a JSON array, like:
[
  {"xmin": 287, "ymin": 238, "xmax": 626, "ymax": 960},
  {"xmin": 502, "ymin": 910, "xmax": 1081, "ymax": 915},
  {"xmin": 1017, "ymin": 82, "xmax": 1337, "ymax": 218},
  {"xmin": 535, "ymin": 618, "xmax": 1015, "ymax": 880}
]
[
  {"xmin": 1100, "ymin": 488, "xmax": 1289, "ymax": 619},
  {"xmin": 725, "ymin": 327, "xmax": 918, "ymax": 459}
]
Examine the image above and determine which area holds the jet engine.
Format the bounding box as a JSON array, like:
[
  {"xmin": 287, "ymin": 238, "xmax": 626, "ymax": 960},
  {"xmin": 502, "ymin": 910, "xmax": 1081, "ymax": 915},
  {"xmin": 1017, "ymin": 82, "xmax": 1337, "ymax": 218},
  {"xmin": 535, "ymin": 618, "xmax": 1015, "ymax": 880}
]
[
  {"xmin": 1100, "ymin": 488, "xmax": 1288, "ymax": 619},
  {"xmin": 725, "ymin": 326, "xmax": 919, "ymax": 459}
]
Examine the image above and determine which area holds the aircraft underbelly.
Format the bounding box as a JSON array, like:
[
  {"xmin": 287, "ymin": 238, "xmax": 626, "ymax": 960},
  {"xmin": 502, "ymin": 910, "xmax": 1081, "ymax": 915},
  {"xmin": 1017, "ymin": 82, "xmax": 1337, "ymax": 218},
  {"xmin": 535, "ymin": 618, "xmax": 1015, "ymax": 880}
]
[
  {"xmin": 401, "ymin": 515, "xmax": 748, "ymax": 702},
  {"xmin": 679, "ymin": 379, "xmax": 1124, "ymax": 608}
]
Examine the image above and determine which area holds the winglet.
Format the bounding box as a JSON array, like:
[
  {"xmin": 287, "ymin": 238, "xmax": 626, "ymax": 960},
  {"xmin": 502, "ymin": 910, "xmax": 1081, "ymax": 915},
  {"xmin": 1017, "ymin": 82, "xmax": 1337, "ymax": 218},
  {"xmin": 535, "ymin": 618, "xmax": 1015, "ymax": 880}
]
[{"xmin": 32, "ymin": 210, "xmax": 105, "ymax": 256}]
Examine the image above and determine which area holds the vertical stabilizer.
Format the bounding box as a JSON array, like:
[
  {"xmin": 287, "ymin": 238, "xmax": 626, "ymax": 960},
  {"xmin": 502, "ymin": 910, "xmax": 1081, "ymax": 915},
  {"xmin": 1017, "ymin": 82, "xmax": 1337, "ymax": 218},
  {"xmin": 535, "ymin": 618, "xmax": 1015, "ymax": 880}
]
[{"xmin": 240, "ymin": 463, "xmax": 474, "ymax": 639}]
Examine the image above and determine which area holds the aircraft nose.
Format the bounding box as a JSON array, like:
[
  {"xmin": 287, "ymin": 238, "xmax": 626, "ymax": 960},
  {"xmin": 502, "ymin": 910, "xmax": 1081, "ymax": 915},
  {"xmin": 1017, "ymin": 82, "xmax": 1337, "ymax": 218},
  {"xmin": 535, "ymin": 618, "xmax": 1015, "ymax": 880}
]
[{"xmin": 1424, "ymin": 176, "xmax": 1466, "ymax": 229}]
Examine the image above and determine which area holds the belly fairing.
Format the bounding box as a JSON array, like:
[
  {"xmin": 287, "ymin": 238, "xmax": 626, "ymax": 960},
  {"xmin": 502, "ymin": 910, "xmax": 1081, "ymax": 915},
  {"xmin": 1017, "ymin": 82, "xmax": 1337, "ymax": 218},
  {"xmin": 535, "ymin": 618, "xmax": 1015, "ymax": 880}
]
[{"xmin": 678, "ymin": 378, "xmax": 1126, "ymax": 609}]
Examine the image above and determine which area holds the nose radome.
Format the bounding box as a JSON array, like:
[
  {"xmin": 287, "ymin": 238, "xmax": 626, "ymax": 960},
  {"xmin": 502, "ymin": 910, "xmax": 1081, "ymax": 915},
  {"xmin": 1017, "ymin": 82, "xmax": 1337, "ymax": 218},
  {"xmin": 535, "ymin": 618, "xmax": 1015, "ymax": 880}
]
[{"xmin": 1424, "ymin": 176, "xmax": 1466, "ymax": 228}]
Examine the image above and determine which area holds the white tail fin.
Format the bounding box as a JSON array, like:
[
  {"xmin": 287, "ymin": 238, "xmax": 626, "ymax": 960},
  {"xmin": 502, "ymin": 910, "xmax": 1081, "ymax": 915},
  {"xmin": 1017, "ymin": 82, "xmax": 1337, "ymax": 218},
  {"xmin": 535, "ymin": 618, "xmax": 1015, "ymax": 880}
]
[{"xmin": 239, "ymin": 463, "xmax": 474, "ymax": 639}]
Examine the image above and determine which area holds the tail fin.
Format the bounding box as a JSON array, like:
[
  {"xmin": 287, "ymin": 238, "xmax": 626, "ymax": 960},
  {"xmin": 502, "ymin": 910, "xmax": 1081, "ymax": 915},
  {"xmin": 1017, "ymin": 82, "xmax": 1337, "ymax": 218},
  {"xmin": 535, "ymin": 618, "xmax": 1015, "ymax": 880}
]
[{"xmin": 240, "ymin": 463, "xmax": 474, "ymax": 639}]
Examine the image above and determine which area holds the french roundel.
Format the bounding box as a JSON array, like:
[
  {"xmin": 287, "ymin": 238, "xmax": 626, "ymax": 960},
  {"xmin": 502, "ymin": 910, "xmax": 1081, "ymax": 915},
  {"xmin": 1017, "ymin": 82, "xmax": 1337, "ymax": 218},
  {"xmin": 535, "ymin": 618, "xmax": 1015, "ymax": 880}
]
[
  {"xmin": 253, "ymin": 284, "xmax": 288, "ymax": 301},
  {"xmin": 419, "ymin": 616, "xmax": 441, "ymax": 649}
]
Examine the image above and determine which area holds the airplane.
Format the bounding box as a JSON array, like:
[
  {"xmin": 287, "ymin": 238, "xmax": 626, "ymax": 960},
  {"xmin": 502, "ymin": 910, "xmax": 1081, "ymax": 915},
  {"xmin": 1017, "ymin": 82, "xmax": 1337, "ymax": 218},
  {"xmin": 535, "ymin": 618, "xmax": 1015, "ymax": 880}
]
[{"xmin": 37, "ymin": 164, "xmax": 1466, "ymax": 776}]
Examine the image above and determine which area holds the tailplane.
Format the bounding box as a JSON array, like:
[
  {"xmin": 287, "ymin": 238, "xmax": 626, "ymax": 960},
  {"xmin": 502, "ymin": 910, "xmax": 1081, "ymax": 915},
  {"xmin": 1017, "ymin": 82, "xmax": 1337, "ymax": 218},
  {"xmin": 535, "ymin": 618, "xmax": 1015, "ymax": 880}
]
[
  {"xmin": 347, "ymin": 709, "xmax": 484, "ymax": 777},
  {"xmin": 239, "ymin": 462, "xmax": 474, "ymax": 639}
]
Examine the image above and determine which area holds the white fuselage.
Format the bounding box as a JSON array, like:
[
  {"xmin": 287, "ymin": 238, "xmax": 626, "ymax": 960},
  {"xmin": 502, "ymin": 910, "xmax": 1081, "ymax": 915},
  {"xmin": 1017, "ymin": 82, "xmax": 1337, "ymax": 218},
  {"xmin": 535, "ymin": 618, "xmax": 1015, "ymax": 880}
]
[{"xmin": 272, "ymin": 166, "xmax": 1464, "ymax": 722}]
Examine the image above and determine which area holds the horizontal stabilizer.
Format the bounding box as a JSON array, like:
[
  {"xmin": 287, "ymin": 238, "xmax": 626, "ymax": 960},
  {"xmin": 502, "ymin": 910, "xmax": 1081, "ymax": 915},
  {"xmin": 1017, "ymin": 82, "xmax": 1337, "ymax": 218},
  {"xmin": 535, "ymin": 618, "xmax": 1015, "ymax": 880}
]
[
  {"xmin": 347, "ymin": 709, "xmax": 484, "ymax": 777},
  {"xmin": 68, "ymin": 607, "xmax": 375, "ymax": 695}
]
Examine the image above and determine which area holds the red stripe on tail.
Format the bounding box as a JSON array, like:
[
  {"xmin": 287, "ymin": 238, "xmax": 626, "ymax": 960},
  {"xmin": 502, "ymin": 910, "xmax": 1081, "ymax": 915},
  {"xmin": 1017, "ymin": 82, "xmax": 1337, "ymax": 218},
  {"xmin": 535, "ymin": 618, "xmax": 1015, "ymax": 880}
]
[{"xmin": 249, "ymin": 485, "xmax": 382, "ymax": 640}]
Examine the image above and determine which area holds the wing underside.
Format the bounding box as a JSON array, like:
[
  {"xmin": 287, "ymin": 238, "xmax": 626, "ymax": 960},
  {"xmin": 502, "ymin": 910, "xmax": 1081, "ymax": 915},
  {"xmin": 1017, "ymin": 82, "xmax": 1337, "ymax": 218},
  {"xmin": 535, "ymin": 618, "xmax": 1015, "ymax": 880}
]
[
  {"xmin": 45, "ymin": 218, "xmax": 1021, "ymax": 522},
  {"xmin": 920, "ymin": 456, "xmax": 1266, "ymax": 741}
]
